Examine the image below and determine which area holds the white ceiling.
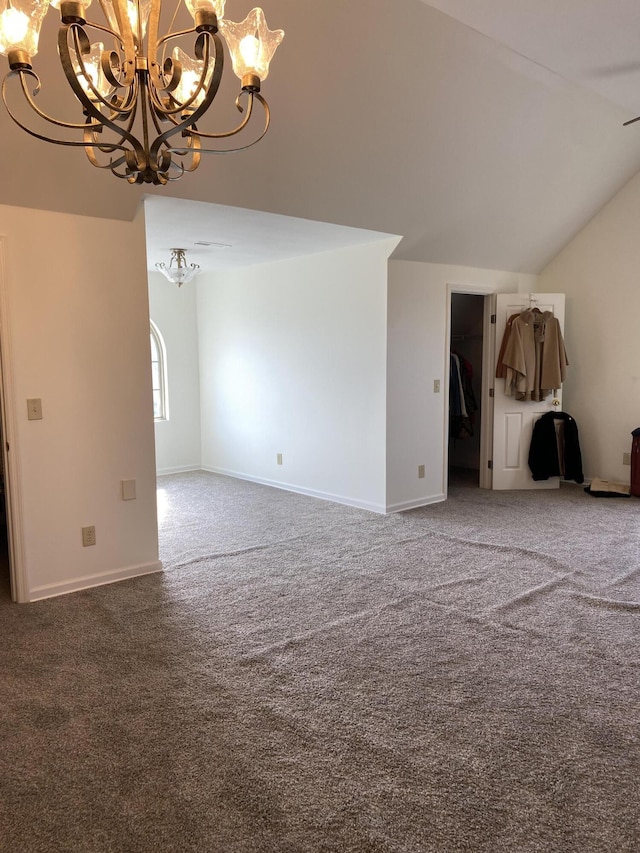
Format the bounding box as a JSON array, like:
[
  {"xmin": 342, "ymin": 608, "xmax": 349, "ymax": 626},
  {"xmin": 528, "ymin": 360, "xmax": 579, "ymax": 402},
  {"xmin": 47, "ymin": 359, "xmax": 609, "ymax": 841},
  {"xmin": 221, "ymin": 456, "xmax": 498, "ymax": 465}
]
[
  {"xmin": 3, "ymin": 0, "xmax": 640, "ymax": 274},
  {"xmin": 145, "ymin": 196, "xmax": 399, "ymax": 273},
  {"xmin": 421, "ymin": 0, "xmax": 640, "ymax": 113}
]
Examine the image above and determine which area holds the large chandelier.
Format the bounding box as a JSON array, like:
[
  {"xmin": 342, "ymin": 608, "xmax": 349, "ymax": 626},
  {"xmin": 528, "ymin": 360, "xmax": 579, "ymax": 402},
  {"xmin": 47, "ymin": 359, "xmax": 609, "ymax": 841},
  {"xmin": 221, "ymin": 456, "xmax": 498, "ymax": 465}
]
[{"xmin": 0, "ymin": 0, "xmax": 284, "ymax": 184}]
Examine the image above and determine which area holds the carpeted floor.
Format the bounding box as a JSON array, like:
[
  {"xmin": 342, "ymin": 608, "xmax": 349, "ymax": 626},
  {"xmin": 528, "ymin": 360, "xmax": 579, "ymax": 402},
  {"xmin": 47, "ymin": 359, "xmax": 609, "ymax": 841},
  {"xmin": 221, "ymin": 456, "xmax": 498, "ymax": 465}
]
[{"xmin": 1, "ymin": 470, "xmax": 640, "ymax": 852}]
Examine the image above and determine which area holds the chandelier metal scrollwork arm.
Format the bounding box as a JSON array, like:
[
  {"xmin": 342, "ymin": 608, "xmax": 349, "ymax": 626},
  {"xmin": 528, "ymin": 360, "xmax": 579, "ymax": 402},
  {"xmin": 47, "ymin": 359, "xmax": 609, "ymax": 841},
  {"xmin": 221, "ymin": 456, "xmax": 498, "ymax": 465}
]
[
  {"xmin": 1, "ymin": 68, "xmax": 117, "ymax": 147},
  {"xmin": 0, "ymin": 0, "xmax": 285, "ymax": 184}
]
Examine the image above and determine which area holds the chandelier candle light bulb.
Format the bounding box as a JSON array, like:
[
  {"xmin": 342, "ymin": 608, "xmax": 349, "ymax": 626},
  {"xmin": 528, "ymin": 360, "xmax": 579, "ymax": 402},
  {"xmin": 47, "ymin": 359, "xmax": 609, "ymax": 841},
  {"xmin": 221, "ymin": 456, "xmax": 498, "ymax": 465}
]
[
  {"xmin": 0, "ymin": 0, "xmax": 284, "ymax": 183},
  {"xmin": 171, "ymin": 46, "xmax": 212, "ymax": 110},
  {"xmin": 221, "ymin": 7, "xmax": 282, "ymax": 85},
  {"xmin": 50, "ymin": 0, "xmax": 93, "ymax": 9},
  {"xmin": 0, "ymin": 8, "xmax": 29, "ymax": 45},
  {"xmin": 239, "ymin": 35, "xmax": 258, "ymax": 68},
  {"xmin": 72, "ymin": 41, "xmax": 115, "ymax": 101},
  {"xmin": 0, "ymin": 0, "xmax": 49, "ymax": 61},
  {"xmin": 184, "ymin": 0, "xmax": 225, "ymax": 20}
]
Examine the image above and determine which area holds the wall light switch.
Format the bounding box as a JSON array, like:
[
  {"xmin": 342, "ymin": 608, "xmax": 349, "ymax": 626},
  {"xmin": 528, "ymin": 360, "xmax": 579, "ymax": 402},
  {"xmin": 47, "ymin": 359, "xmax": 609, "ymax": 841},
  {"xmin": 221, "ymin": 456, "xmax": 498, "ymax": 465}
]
[
  {"xmin": 433, "ymin": 380, "xmax": 441, "ymax": 393},
  {"xmin": 277, "ymin": 453, "xmax": 283, "ymax": 465},
  {"xmin": 27, "ymin": 398, "xmax": 43, "ymax": 420},
  {"xmin": 121, "ymin": 479, "xmax": 137, "ymax": 500}
]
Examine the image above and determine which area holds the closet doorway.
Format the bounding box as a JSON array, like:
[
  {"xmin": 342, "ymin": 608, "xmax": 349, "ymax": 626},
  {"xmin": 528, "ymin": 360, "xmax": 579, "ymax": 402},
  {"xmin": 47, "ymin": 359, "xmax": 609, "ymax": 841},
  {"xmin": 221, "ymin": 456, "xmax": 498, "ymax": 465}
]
[{"xmin": 446, "ymin": 289, "xmax": 494, "ymax": 492}]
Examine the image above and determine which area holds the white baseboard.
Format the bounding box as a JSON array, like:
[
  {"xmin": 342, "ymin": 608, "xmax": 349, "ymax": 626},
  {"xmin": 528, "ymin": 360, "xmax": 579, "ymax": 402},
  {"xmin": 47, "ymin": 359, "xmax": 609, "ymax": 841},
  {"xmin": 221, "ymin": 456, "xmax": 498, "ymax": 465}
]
[
  {"xmin": 385, "ymin": 493, "xmax": 446, "ymax": 513},
  {"xmin": 156, "ymin": 465, "xmax": 201, "ymax": 476},
  {"xmin": 28, "ymin": 560, "xmax": 164, "ymax": 602},
  {"xmin": 202, "ymin": 466, "xmax": 387, "ymax": 514}
]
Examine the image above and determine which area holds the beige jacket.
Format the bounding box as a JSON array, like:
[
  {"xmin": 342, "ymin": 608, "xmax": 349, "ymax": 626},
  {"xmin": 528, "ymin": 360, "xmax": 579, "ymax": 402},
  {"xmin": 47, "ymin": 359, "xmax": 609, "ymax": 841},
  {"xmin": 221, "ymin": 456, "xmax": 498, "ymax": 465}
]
[{"xmin": 501, "ymin": 310, "xmax": 568, "ymax": 402}]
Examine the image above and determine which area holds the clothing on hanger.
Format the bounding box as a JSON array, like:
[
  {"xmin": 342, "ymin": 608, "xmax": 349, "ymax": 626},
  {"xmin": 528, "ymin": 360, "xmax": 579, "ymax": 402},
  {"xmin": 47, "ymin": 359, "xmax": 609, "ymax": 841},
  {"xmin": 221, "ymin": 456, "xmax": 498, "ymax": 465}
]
[
  {"xmin": 495, "ymin": 312, "xmax": 520, "ymax": 380},
  {"xmin": 528, "ymin": 411, "xmax": 583, "ymax": 483},
  {"xmin": 449, "ymin": 352, "xmax": 477, "ymax": 440},
  {"xmin": 496, "ymin": 308, "xmax": 568, "ymax": 402}
]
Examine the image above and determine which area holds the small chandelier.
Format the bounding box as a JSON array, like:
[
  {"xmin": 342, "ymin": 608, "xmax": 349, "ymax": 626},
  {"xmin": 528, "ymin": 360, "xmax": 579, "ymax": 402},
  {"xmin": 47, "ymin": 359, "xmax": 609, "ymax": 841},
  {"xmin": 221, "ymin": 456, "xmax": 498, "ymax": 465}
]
[
  {"xmin": 156, "ymin": 248, "xmax": 200, "ymax": 285},
  {"xmin": 0, "ymin": 0, "xmax": 284, "ymax": 185}
]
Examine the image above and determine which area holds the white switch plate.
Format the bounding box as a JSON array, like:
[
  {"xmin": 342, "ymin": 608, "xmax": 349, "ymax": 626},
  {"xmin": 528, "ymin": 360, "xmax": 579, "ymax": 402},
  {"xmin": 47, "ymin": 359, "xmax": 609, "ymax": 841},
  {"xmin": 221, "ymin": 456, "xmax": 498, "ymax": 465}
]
[
  {"xmin": 121, "ymin": 479, "xmax": 137, "ymax": 500},
  {"xmin": 433, "ymin": 380, "xmax": 440, "ymax": 393},
  {"xmin": 27, "ymin": 398, "xmax": 43, "ymax": 420}
]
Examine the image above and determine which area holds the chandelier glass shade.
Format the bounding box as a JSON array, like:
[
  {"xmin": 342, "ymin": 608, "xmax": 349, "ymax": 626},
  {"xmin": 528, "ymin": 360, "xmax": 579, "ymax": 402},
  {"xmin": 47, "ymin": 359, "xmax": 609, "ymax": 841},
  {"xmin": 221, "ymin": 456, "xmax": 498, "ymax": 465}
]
[
  {"xmin": 0, "ymin": 0, "xmax": 284, "ymax": 184},
  {"xmin": 156, "ymin": 247, "xmax": 200, "ymax": 285}
]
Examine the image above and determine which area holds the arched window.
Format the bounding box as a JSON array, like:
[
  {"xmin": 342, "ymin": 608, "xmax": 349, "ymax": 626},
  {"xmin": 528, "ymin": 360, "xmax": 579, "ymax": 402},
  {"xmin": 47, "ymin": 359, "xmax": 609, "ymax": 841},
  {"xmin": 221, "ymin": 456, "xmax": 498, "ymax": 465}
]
[{"xmin": 150, "ymin": 320, "xmax": 169, "ymax": 421}]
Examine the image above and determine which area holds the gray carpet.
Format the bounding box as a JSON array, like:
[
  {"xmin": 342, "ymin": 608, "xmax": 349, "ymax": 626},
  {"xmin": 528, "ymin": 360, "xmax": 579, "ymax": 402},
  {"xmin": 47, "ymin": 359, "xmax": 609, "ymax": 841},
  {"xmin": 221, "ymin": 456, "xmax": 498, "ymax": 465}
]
[{"xmin": 1, "ymin": 470, "xmax": 640, "ymax": 852}]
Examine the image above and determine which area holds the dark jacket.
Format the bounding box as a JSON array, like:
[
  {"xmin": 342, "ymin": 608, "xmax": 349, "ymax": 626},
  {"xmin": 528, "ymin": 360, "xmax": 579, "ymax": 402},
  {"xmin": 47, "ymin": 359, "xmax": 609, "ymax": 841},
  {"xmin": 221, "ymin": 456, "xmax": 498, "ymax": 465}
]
[{"xmin": 528, "ymin": 411, "xmax": 584, "ymax": 483}]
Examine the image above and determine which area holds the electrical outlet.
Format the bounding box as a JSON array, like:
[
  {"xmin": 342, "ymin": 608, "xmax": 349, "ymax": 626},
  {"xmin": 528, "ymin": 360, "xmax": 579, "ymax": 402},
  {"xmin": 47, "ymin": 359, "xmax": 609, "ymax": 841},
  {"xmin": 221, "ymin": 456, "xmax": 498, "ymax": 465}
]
[
  {"xmin": 82, "ymin": 526, "xmax": 96, "ymax": 547},
  {"xmin": 418, "ymin": 464, "xmax": 425, "ymax": 479},
  {"xmin": 277, "ymin": 453, "xmax": 283, "ymax": 465},
  {"xmin": 623, "ymin": 452, "xmax": 631, "ymax": 466}
]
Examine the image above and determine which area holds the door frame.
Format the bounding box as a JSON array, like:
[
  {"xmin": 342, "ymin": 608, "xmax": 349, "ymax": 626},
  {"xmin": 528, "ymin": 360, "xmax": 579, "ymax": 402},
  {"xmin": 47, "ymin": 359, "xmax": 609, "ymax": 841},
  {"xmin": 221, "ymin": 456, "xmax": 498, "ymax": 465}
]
[
  {"xmin": 444, "ymin": 284, "xmax": 497, "ymax": 496},
  {"xmin": 0, "ymin": 236, "xmax": 27, "ymax": 603}
]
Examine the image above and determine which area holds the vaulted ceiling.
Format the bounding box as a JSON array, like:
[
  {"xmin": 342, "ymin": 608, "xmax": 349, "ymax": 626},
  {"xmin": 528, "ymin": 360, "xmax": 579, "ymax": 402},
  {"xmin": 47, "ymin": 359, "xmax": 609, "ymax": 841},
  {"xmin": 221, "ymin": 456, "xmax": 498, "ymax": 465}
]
[{"xmin": 2, "ymin": 0, "xmax": 640, "ymax": 273}]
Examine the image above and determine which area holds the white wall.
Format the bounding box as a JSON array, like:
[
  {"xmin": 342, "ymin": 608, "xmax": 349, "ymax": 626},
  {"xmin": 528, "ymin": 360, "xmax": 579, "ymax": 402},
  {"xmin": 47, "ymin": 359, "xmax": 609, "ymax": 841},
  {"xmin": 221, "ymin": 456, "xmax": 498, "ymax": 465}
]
[
  {"xmin": 148, "ymin": 271, "xmax": 201, "ymax": 474},
  {"xmin": 0, "ymin": 204, "xmax": 160, "ymax": 601},
  {"xmin": 386, "ymin": 261, "xmax": 538, "ymax": 511},
  {"xmin": 197, "ymin": 239, "xmax": 399, "ymax": 513},
  {"xmin": 538, "ymin": 169, "xmax": 640, "ymax": 483}
]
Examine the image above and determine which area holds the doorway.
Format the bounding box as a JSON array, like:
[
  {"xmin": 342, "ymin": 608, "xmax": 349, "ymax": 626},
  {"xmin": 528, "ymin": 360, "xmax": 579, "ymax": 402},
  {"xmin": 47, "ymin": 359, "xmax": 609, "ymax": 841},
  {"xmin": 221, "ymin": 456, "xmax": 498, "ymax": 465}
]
[
  {"xmin": 445, "ymin": 287, "xmax": 496, "ymax": 494},
  {"xmin": 448, "ymin": 293, "xmax": 485, "ymax": 487}
]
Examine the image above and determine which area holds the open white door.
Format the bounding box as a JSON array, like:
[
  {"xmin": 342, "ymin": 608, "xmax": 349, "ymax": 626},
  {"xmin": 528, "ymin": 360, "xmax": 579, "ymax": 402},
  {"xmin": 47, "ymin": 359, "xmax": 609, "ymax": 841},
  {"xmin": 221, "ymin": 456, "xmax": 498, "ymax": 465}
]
[{"xmin": 492, "ymin": 293, "xmax": 565, "ymax": 490}]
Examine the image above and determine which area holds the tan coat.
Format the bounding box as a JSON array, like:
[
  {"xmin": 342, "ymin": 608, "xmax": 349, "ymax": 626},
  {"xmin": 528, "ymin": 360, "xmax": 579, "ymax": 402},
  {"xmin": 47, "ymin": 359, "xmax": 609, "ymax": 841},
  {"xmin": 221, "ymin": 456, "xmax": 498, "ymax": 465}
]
[{"xmin": 501, "ymin": 310, "xmax": 568, "ymax": 402}]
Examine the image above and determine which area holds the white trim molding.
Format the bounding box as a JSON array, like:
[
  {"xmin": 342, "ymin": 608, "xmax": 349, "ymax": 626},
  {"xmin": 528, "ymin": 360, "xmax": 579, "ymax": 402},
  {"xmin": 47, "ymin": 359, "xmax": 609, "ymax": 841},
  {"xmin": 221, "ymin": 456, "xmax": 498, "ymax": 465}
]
[
  {"xmin": 385, "ymin": 493, "xmax": 446, "ymax": 513},
  {"xmin": 156, "ymin": 465, "xmax": 201, "ymax": 476},
  {"xmin": 0, "ymin": 235, "xmax": 28, "ymax": 603},
  {"xmin": 202, "ymin": 466, "xmax": 387, "ymax": 514},
  {"xmin": 28, "ymin": 560, "xmax": 164, "ymax": 602}
]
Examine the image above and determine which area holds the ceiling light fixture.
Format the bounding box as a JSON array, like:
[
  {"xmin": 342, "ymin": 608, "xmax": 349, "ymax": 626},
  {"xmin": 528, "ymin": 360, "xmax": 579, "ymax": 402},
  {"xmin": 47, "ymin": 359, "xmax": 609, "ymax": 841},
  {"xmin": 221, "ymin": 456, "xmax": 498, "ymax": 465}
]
[
  {"xmin": 0, "ymin": 0, "xmax": 284, "ymax": 185},
  {"xmin": 155, "ymin": 247, "xmax": 200, "ymax": 285}
]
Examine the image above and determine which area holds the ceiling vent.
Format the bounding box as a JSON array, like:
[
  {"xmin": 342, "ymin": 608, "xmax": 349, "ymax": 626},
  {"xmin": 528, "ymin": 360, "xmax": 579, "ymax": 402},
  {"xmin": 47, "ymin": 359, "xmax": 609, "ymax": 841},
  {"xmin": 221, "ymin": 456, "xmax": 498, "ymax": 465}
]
[{"xmin": 194, "ymin": 241, "xmax": 232, "ymax": 249}]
